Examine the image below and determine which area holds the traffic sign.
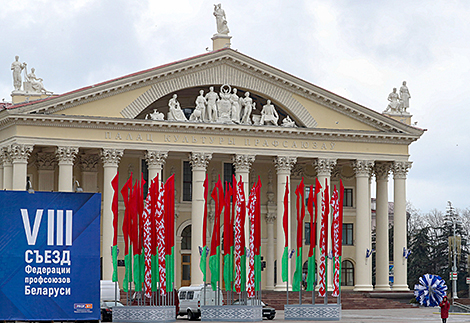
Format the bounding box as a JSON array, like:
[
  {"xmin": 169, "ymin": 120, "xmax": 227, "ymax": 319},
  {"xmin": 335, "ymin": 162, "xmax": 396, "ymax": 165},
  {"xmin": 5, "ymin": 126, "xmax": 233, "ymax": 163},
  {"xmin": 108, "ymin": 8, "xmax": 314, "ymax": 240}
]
[{"xmin": 450, "ymin": 272, "xmax": 458, "ymax": 281}]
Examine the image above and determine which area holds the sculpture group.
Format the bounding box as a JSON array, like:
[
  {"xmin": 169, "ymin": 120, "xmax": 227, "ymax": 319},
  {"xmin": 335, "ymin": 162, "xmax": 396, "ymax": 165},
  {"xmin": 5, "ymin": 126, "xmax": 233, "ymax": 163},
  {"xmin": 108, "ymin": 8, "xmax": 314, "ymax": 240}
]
[
  {"xmin": 147, "ymin": 84, "xmax": 296, "ymax": 127},
  {"xmin": 11, "ymin": 55, "xmax": 52, "ymax": 95},
  {"xmin": 384, "ymin": 81, "xmax": 410, "ymax": 114}
]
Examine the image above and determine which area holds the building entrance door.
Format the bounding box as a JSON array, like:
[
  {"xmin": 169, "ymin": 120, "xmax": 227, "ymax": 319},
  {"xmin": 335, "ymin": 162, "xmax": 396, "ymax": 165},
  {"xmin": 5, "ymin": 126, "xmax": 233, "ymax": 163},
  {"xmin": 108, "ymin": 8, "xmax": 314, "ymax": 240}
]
[{"xmin": 181, "ymin": 254, "xmax": 191, "ymax": 287}]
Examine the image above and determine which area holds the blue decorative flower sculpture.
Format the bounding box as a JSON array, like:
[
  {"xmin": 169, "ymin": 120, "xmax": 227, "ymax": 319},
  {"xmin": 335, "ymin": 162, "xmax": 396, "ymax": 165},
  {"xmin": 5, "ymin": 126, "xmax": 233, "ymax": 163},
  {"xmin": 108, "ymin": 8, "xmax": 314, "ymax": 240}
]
[{"xmin": 414, "ymin": 274, "xmax": 447, "ymax": 307}]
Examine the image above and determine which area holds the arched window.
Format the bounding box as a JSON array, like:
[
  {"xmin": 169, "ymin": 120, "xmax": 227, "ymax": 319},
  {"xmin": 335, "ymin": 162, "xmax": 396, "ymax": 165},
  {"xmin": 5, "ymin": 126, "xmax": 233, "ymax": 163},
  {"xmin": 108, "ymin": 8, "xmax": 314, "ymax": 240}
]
[
  {"xmin": 181, "ymin": 225, "xmax": 191, "ymax": 250},
  {"xmin": 341, "ymin": 260, "xmax": 354, "ymax": 286}
]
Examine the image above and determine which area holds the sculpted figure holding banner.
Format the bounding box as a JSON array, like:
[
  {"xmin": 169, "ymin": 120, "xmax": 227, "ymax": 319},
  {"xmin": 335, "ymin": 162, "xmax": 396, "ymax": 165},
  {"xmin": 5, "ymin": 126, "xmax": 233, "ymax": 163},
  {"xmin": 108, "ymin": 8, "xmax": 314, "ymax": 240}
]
[
  {"xmin": 205, "ymin": 86, "xmax": 219, "ymax": 122},
  {"xmin": 260, "ymin": 100, "xmax": 279, "ymax": 125},
  {"xmin": 213, "ymin": 4, "xmax": 229, "ymax": 34},
  {"xmin": 399, "ymin": 81, "xmax": 410, "ymax": 112},
  {"xmin": 11, "ymin": 55, "xmax": 26, "ymax": 91}
]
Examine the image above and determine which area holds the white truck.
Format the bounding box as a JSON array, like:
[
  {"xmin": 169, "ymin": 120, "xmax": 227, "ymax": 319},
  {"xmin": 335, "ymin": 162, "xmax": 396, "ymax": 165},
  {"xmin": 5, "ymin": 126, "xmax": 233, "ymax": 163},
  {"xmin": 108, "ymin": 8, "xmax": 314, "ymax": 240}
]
[{"xmin": 177, "ymin": 284, "xmax": 223, "ymax": 320}]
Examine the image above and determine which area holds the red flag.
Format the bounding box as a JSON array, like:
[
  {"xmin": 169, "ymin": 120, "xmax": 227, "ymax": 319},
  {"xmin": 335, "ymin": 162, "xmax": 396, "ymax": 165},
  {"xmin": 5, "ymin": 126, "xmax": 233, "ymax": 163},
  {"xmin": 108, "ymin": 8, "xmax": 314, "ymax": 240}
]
[
  {"xmin": 247, "ymin": 182, "xmax": 256, "ymax": 297},
  {"xmin": 112, "ymin": 173, "xmax": 119, "ymax": 246},
  {"xmin": 283, "ymin": 177, "xmax": 289, "ymax": 248},
  {"xmin": 121, "ymin": 174, "xmax": 133, "ymax": 256},
  {"xmin": 131, "ymin": 180, "xmax": 140, "ymax": 256},
  {"xmin": 307, "ymin": 185, "xmax": 315, "ymax": 257},
  {"xmin": 164, "ymin": 174, "xmax": 175, "ymax": 290},
  {"xmin": 339, "ymin": 180, "xmax": 344, "ymax": 257},
  {"xmin": 223, "ymin": 182, "xmax": 232, "ymax": 257},
  {"xmin": 203, "ymin": 175, "xmax": 209, "ymax": 252}
]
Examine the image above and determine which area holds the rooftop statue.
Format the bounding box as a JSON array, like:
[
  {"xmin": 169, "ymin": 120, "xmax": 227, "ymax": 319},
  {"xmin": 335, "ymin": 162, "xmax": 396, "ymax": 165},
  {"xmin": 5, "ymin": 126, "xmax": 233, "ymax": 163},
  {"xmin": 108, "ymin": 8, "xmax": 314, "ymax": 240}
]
[
  {"xmin": 240, "ymin": 92, "xmax": 255, "ymax": 125},
  {"xmin": 399, "ymin": 81, "xmax": 410, "ymax": 112},
  {"xmin": 24, "ymin": 67, "xmax": 53, "ymax": 95},
  {"xmin": 230, "ymin": 88, "xmax": 242, "ymax": 123},
  {"xmin": 205, "ymin": 86, "xmax": 219, "ymax": 122},
  {"xmin": 260, "ymin": 100, "xmax": 279, "ymax": 126},
  {"xmin": 190, "ymin": 90, "xmax": 206, "ymax": 122},
  {"xmin": 281, "ymin": 116, "xmax": 296, "ymax": 128},
  {"xmin": 146, "ymin": 109, "xmax": 164, "ymax": 121},
  {"xmin": 384, "ymin": 88, "xmax": 400, "ymax": 113},
  {"xmin": 216, "ymin": 84, "xmax": 232, "ymax": 123},
  {"xmin": 11, "ymin": 56, "xmax": 26, "ymax": 92},
  {"xmin": 213, "ymin": 4, "xmax": 229, "ymax": 35},
  {"xmin": 168, "ymin": 94, "xmax": 187, "ymax": 121}
]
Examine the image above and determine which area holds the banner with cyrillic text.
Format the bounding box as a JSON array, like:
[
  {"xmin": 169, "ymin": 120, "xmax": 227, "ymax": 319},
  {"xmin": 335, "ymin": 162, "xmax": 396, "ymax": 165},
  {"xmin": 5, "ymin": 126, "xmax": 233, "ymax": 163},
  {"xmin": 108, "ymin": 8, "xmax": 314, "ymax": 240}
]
[{"xmin": 0, "ymin": 191, "xmax": 101, "ymax": 321}]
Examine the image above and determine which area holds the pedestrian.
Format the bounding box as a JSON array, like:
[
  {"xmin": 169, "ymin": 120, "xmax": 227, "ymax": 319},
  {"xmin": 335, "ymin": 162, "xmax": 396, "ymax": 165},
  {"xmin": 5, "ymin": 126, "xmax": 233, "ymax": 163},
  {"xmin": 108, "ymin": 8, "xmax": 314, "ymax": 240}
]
[{"xmin": 439, "ymin": 295, "xmax": 450, "ymax": 323}]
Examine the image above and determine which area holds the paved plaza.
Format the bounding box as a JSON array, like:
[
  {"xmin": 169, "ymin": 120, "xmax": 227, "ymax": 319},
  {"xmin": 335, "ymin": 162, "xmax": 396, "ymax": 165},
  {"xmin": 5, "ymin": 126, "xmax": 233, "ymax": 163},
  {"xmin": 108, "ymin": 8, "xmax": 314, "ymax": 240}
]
[{"xmin": 175, "ymin": 308, "xmax": 470, "ymax": 322}]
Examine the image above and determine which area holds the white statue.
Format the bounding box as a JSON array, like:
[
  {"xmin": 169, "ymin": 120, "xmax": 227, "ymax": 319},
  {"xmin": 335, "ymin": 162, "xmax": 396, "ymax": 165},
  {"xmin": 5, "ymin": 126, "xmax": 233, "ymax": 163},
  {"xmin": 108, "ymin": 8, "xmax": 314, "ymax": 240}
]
[
  {"xmin": 260, "ymin": 100, "xmax": 279, "ymax": 125},
  {"xmin": 11, "ymin": 56, "xmax": 26, "ymax": 92},
  {"xmin": 213, "ymin": 4, "xmax": 229, "ymax": 35},
  {"xmin": 216, "ymin": 84, "xmax": 232, "ymax": 123},
  {"xmin": 168, "ymin": 94, "xmax": 187, "ymax": 121},
  {"xmin": 240, "ymin": 91, "xmax": 255, "ymax": 125},
  {"xmin": 385, "ymin": 88, "xmax": 400, "ymax": 113},
  {"xmin": 146, "ymin": 109, "xmax": 164, "ymax": 120},
  {"xmin": 205, "ymin": 86, "xmax": 219, "ymax": 122},
  {"xmin": 24, "ymin": 67, "xmax": 52, "ymax": 95},
  {"xmin": 281, "ymin": 116, "xmax": 296, "ymax": 127},
  {"xmin": 192, "ymin": 90, "xmax": 207, "ymax": 122},
  {"xmin": 399, "ymin": 81, "xmax": 410, "ymax": 112},
  {"xmin": 230, "ymin": 88, "xmax": 242, "ymax": 123}
]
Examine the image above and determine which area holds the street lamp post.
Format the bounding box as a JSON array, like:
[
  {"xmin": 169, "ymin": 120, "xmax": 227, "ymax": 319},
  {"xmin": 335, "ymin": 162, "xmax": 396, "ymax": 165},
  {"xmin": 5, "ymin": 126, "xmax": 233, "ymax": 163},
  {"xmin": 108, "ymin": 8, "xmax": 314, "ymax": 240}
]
[{"xmin": 447, "ymin": 201, "xmax": 461, "ymax": 305}]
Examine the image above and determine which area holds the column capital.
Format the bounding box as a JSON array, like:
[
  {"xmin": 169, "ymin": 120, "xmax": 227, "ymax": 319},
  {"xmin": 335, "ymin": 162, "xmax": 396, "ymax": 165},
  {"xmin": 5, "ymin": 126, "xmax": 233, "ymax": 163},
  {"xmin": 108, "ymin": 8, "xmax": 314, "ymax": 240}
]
[
  {"xmin": 233, "ymin": 154, "xmax": 256, "ymax": 172},
  {"xmin": 313, "ymin": 158, "xmax": 337, "ymax": 176},
  {"xmin": 1, "ymin": 146, "xmax": 12, "ymax": 166},
  {"xmin": 352, "ymin": 160, "xmax": 374, "ymax": 177},
  {"xmin": 393, "ymin": 161, "xmax": 412, "ymax": 179},
  {"xmin": 10, "ymin": 144, "xmax": 34, "ymax": 162},
  {"xmin": 274, "ymin": 156, "xmax": 297, "ymax": 174},
  {"xmin": 266, "ymin": 213, "xmax": 276, "ymax": 224},
  {"xmin": 374, "ymin": 162, "xmax": 392, "ymax": 181},
  {"xmin": 36, "ymin": 152, "xmax": 56, "ymax": 170},
  {"xmin": 100, "ymin": 149, "xmax": 124, "ymax": 166},
  {"xmin": 145, "ymin": 150, "xmax": 168, "ymax": 167},
  {"xmin": 56, "ymin": 146, "xmax": 79, "ymax": 165},
  {"xmin": 80, "ymin": 153, "xmax": 100, "ymax": 172},
  {"xmin": 189, "ymin": 152, "xmax": 212, "ymax": 171}
]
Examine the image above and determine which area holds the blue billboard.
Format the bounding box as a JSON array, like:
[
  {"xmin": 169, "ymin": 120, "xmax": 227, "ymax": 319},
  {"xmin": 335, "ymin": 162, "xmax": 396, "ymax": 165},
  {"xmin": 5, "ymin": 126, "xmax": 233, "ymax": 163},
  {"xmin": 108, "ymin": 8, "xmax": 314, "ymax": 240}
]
[{"xmin": 0, "ymin": 191, "xmax": 101, "ymax": 321}]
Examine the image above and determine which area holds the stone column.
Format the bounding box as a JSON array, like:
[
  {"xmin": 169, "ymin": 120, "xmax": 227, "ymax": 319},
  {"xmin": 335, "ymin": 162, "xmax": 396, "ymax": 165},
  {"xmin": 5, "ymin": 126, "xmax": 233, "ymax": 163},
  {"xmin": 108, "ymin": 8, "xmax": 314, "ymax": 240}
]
[
  {"xmin": 79, "ymin": 154, "xmax": 100, "ymax": 192},
  {"xmin": 265, "ymin": 169, "xmax": 276, "ymax": 290},
  {"xmin": 392, "ymin": 161, "xmax": 412, "ymax": 291},
  {"xmin": 100, "ymin": 149, "xmax": 124, "ymax": 280},
  {"xmin": 56, "ymin": 147, "xmax": 79, "ymax": 192},
  {"xmin": 36, "ymin": 152, "xmax": 56, "ymax": 191},
  {"xmin": 352, "ymin": 160, "xmax": 374, "ymax": 291},
  {"xmin": 0, "ymin": 154, "xmax": 4, "ymax": 190},
  {"xmin": 11, "ymin": 144, "xmax": 33, "ymax": 190},
  {"xmin": 374, "ymin": 162, "xmax": 392, "ymax": 291},
  {"xmin": 313, "ymin": 158, "xmax": 337, "ymax": 290},
  {"xmin": 145, "ymin": 150, "xmax": 168, "ymax": 184},
  {"xmin": 189, "ymin": 152, "xmax": 212, "ymax": 286},
  {"xmin": 274, "ymin": 156, "xmax": 296, "ymax": 291},
  {"xmin": 2, "ymin": 146, "xmax": 13, "ymax": 190}
]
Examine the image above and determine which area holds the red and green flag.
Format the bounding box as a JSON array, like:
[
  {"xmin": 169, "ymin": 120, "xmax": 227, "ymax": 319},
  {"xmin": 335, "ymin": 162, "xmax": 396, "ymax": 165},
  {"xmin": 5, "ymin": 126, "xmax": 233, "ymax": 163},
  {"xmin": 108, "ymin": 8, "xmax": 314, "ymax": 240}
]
[
  {"xmin": 306, "ymin": 180, "xmax": 321, "ymax": 291},
  {"xmin": 223, "ymin": 181, "xmax": 233, "ymax": 290},
  {"xmin": 332, "ymin": 180, "xmax": 344, "ymax": 297},
  {"xmin": 292, "ymin": 178, "xmax": 305, "ymax": 292},
  {"xmin": 120, "ymin": 173, "xmax": 133, "ymax": 292},
  {"xmin": 209, "ymin": 176, "xmax": 224, "ymax": 291},
  {"xmin": 281, "ymin": 177, "xmax": 289, "ymax": 283},
  {"xmin": 199, "ymin": 175, "xmax": 209, "ymax": 282},
  {"xmin": 131, "ymin": 179, "xmax": 142, "ymax": 291},
  {"xmin": 164, "ymin": 174, "xmax": 175, "ymax": 292},
  {"xmin": 111, "ymin": 172, "xmax": 119, "ymax": 282}
]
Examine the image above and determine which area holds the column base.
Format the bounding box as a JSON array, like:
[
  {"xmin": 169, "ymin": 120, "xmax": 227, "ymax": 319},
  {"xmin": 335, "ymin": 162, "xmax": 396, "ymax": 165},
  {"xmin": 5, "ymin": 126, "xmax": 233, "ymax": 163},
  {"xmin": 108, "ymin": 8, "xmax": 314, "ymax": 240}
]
[
  {"xmin": 374, "ymin": 284, "xmax": 391, "ymax": 291},
  {"xmin": 354, "ymin": 284, "xmax": 374, "ymax": 292},
  {"xmin": 265, "ymin": 284, "xmax": 275, "ymax": 291},
  {"xmin": 274, "ymin": 283, "xmax": 292, "ymax": 292},
  {"xmin": 391, "ymin": 284, "xmax": 409, "ymax": 291}
]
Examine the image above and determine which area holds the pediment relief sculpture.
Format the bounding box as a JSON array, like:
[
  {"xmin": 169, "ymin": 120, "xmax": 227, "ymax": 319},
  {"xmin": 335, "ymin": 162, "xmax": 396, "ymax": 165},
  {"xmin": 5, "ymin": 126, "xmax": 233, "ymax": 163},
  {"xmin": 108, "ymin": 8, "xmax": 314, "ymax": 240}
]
[{"xmin": 142, "ymin": 84, "xmax": 297, "ymax": 128}]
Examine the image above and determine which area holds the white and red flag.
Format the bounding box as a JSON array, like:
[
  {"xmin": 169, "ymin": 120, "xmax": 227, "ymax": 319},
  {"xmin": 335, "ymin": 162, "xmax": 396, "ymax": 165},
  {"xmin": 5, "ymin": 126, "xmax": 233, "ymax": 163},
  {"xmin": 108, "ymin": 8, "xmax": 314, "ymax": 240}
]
[
  {"xmin": 318, "ymin": 178, "xmax": 329, "ymax": 297},
  {"xmin": 155, "ymin": 181, "xmax": 166, "ymax": 295},
  {"xmin": 143, "ymin": 178, "xmax": 157, "ymax": 298},
  {"xmin": 331, "ymin": 184, "xmax": 340, "ymax": 297},
  {"xmin": 234, "ymin": 178, "xmax": 246, "ymax": 294}
]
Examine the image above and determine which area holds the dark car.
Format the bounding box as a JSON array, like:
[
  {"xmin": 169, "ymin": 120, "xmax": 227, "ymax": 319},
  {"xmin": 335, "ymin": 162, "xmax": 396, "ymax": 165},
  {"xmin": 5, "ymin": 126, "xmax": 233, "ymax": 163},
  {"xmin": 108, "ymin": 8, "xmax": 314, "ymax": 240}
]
[
  {"xmin": 100, "ymin": 300, "xmax": 124, "ymax": 322},
  {"xmin": 232, "ymin": 300, "xmax": 276, "ymax": 320}
]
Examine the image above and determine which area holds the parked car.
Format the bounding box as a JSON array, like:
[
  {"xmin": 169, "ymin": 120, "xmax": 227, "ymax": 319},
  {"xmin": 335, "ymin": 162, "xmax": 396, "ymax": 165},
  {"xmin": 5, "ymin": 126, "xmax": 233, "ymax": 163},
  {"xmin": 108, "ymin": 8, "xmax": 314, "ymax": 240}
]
[
  {"xmin": 232, "ymin": 299, "xmax": 276, "ymax": 320},
  {"xmin": 178, "ymin": 284, "xmax": 224, "ymax": 320},
  {"xmin": 100, "ymin": 300, "xmax": 124, "ymax": 322}
]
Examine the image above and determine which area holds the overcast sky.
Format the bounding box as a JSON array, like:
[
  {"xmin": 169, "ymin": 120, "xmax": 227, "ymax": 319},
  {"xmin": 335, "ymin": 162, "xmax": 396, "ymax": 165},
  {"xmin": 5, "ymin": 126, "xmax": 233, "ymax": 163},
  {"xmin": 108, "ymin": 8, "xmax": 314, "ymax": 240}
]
[{"xmin": 1, "ymin": 0, "xmax": 469, "ymax": 215}]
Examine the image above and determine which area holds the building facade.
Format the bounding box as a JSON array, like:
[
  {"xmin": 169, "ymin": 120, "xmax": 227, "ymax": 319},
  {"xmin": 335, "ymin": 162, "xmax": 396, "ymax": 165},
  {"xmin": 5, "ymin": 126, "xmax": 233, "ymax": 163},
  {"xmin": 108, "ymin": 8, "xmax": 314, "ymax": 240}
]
[{"xmin": 2, "ymin": 36, "xmax": 423, "ymax": 292}]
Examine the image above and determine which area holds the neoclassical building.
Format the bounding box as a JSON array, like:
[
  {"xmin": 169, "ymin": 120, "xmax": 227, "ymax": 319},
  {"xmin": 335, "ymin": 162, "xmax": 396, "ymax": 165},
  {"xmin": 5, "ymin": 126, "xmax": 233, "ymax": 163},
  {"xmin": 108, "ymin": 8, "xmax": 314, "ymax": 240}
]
[{"xmin": 1, "ymin": 32, "xmax": 423, "ymax": 293}]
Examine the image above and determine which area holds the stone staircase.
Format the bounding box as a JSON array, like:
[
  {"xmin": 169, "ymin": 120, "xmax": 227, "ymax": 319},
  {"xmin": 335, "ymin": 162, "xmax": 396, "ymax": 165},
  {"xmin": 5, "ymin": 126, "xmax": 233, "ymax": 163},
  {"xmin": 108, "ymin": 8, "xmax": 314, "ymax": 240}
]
[{"xmin": 257, "ymin": 290, "xmax": 416, "ymax": 310}]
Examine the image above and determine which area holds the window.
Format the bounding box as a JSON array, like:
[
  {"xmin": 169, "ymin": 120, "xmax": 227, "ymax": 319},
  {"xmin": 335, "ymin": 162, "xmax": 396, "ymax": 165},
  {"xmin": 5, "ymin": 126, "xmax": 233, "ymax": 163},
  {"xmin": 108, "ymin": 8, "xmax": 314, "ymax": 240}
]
[
  {"xmin": 187, "ymin": 291, "xmax": 194, "ymax": 300},
  {"xmin": 343, "ymin": 223, "xmax": 353, "ymax": 246},
  {"xmin": 181, "ymin": 225, "xmax": 191, "ymax": 250},
  {"xmin": 223, "ymin": 163, "xmax": 235, "ymax": 185},
  {"xmin": 304, "ymin": 222, "xmax": 311, "ymax": 245},
  {"xmin": 183, "ymin": 161, "xmax": 192, "ymax": 201},
  {"xmin": 179, "ymin": 291, "xmax": 186, "ymax": 300},
  {"xmin": 341, "ymin": 260, "xmax": 354, "ymax": 286},
  {"xmin": 343, "ymin": 188, "xmax": 353, "ymax": 207}
]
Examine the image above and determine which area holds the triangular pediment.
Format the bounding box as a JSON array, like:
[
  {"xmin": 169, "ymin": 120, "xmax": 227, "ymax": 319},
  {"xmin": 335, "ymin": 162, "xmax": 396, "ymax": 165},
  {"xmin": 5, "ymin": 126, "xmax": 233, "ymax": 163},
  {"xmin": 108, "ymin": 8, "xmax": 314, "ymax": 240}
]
[{"xmin": 6, "ymin": 48, "xmax": 423, "ymax": 138}]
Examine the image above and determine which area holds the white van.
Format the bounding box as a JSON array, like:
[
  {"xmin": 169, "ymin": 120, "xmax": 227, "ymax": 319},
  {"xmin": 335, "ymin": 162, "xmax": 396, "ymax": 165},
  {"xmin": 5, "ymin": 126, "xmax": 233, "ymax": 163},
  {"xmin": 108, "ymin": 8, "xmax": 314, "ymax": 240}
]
[{"xmin": 177, "ymin": 284, "xmax": 223, "ymax": 320}]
